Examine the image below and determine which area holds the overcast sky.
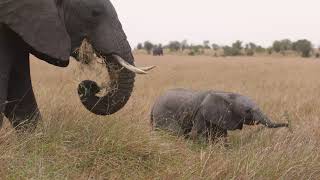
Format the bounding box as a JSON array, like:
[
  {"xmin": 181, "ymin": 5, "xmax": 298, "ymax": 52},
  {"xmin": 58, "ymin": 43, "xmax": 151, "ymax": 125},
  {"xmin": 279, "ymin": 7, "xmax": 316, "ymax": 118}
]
[{"xmin": 112, "ymin": 0, "xmax": 320, "ymax": 47}]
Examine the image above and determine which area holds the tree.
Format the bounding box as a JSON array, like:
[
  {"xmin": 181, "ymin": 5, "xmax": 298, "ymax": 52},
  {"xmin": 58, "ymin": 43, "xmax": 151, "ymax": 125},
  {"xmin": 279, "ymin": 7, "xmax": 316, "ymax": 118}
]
[
  {"xmin": 244, "ymin": 43, "xmax": 253, "ymax": 56},
  {"xmin": 272, "ymin": 41, "xmax": 282, "ymax": 53},
  {"xmin": 136, "ymin": 43, "xmax": 143, "ymax": 50},
  {"xmin": 181, "ymin": 40, "xmax": 189, "ymax": 51},
  {"xmin": 188, "ymin": 44, "xmax": 204, "ymax": 56},
  {"xmin": 203, "ymin": 40, "xmax": 210, "ymax": 49},
  {"xmin": 255, "ymin": 45, "xmax": 266, "ymax": 53},
  {"xmin": 292, "ymin": 39, "xmax": 313, "ymax": 57},
  {"xmin": 211, "ymin": 43, "xmax": 220, "ymax": 50},
  {"xmin": 144, "ymin": 41, "xmax": 154, "ymax": 54},
  {"xmin": 267, "ymin": 47, "xmax": 273, "ymax": 55},
  {"xmin": 223, "ymin": 46, "xmax": 239, "ymax": 56},
  {"xmin": 232, "ymin": 40, "xmax": 243, "ymax": 50},
  {"xmin": 272, "ymin": 39, "xmax": 292, "ymax": 53},
  {"xmin": 168, "ymin": 41, "xmax": 181, "ymax": 52},
  {"xmin": 280, "ymin": 39, "xmax": 292, "ymax": 51},
  {"xmin": 222, "ymin": 41, "xmax": 243, "ymax": 56}
]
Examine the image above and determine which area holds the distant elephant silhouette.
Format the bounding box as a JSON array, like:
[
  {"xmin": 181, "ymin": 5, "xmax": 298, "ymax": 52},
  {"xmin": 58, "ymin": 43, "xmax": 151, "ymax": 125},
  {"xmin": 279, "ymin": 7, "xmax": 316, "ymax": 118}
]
[{"xmin": 153, "ymin": 47, "xmax": 164, "ymax": 56}]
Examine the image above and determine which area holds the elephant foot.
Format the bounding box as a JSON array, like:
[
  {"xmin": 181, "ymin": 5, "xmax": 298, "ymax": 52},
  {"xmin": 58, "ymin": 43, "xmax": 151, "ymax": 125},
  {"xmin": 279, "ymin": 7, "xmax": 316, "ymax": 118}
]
[
  {"xmin": 223, "ymin": 137, "xmax": 231, "ymax": 148},
  {"xmin": 11, "ymin": 110, "xmax": 41, "ymax": 133}
]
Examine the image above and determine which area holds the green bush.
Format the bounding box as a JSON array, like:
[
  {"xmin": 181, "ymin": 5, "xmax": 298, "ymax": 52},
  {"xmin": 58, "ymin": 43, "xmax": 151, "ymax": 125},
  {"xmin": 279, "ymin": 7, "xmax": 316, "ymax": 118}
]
[
  {"xmin": 223, "ymin": 41, "xmax": 243, "ymax": 56},
  {"xmin": 144, "ymin": 41, "xmax": 154, "ymax": 54},
  {"xmin": 136, "ymin": 43, "xmax": 143, "ymax": 50},
  {"xmin": 272, "ymin": 39, "xmax": 292, "ymax": 53},
  {"xmin": 211, "ymin": 43, "xmax": 220, "ymax": 51},
  {"xmin": 167, "ymin": 41, "xmax": 181, "ymax": 52},
  {"xmin": 223, "ymin": 46, "xmax": 241, "ymax": 56},
  {"xmin": 246, "ymin": 49, "xmax": 255, "ymax": 56},
  {"xmin": 292, "ymin": 39, "xmax": 313, "ymax": 57}
]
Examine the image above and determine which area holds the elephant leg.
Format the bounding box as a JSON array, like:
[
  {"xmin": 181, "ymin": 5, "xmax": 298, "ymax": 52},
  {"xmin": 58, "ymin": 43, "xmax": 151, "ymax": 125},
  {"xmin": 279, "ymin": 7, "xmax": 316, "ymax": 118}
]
[
  {"xmin": 0, "ymin": 26, "xmax": 14, "ymax": 129},
  {"xmin": 0, "ymin": 70, "xmax": 9, "ymax": 129},
  {"xmin": 189, "ymin": 112, "xmax": 208, "ymax": 140},
  {"xmin": 209, "ymin": 125, "xmax": 229, "ymax": 146},
  {"xmin": 209, "ymin": 125, "xmax": 227, "ymax": 139},
  {"xmin": 4, "ymin": 52, "xmax": 40, "ymax": 132}
]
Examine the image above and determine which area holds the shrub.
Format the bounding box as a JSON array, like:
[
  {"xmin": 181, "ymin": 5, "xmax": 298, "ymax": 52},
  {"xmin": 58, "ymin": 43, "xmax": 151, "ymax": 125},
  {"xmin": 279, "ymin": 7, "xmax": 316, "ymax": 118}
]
[
  {"xmin": 181, "ymin": 40, "xmax": 189, "ymax": 51},
  {"xmin": 292, "ymin": 39, "xmax": 313, "ymax": 57},
  {"xmin": 203, "ymin": 40, "xmax": 211, "ymax": 49},
  {"xmin": 246, "ymin": 49, "xmax": 255, "ymax": 56},
  {"xmin": 168, "ymin": 41, "xmax": 181, "ymax": 52},
  {"xmin": 256, "ymin": 46, "xmax": 266, "ymax": 53},
  {"xmin": 136, "ymin": 43, "xmax": 143, "ymax": 50},
  {"xmin": 272, "ymin": 41, "xmax": 281, "ymax": 53},
  {"xmin": 188, "ymin": 51, "xmax": 195, "ymax": 56},
  {"xmin": 211, "ymin": 43, "xmax": 220, "ymax": 51},
  {"xmin": 232, "ymin": 40, "xmax": 243, "ymax": 51},
  {"xmin": 223, "ymin": 41, "xmax": 243, "ymax": 56},
  {"xmin": 223, "ymin": 46, "xmax": 240, "ymax": 56},
  {"xmin": 144, "ymin": 41, "xmax": 154, "ymax": 54},
  {"xmin": 272, "ymin": 39, "xmax": 292, "ymax": 54}
]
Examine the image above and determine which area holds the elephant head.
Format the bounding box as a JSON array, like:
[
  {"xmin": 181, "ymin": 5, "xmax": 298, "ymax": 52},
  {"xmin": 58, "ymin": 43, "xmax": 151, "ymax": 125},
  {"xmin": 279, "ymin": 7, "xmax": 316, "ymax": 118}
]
[
  {"xmin": 0, "ymin": 0, "xmax": 153, "ymax": 115},
  {"xmin": 196, "ymin": 92, "xmax": 288, "ymax": 132},
  {"xmin": 224, "ymin": 93, "xmax": 289, "ymax": 128}
]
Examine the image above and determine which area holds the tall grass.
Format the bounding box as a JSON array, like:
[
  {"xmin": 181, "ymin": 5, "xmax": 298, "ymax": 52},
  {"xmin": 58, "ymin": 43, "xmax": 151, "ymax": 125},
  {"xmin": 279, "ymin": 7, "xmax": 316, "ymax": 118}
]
[{"xmin": 1, "ymin": 55, "xmax": 320, "ymax": 179}]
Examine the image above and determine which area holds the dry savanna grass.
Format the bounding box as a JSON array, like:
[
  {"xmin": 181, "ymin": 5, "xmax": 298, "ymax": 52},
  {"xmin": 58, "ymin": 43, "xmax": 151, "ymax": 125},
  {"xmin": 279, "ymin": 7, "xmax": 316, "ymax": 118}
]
[{"xmin": 1, "ymin": 54, "xmax": 320, "ymax": 179}]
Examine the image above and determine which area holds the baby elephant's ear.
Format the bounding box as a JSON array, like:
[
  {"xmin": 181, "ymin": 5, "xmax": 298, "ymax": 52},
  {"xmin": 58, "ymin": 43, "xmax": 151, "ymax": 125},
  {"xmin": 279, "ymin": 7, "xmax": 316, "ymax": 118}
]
[
  {"xmin": 200, "ymin": 94, "xmax": 241, "ymax": 130},
  {"xmin": 0, "ymin": 0, "xmax": 71, "ymax": 66}
]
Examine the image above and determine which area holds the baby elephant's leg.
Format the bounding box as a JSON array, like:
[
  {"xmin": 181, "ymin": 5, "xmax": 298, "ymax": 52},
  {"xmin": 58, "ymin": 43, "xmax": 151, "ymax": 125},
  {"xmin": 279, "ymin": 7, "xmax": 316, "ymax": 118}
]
[{"xmin": 209, "ymin": 125, "xmax": 228, "ymax": 145}]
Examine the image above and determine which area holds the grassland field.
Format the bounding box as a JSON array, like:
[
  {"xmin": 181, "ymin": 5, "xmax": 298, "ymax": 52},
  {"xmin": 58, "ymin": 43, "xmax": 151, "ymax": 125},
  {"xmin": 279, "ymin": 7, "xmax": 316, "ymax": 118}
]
[{"xmin": 1, "ymin": 54, "xmax": 320, "ymax": 179}]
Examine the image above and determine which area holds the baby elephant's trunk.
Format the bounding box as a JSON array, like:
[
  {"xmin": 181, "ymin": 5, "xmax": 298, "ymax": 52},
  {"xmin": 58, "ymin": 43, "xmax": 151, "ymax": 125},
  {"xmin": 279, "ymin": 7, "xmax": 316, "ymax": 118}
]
[{"xmin": 253, "ymin": 110, "xmax": 289, "ymax": 128}]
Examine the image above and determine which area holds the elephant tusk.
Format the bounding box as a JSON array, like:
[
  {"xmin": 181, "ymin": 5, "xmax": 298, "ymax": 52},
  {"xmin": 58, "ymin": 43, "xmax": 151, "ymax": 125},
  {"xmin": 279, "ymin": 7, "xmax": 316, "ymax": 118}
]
[
  {"xmin": 139, "ymin": 66, "xmax": 157, "ymax": 72},
  {"xmin": 113, "ymin": 55, "xmax": 148, "ymax": 74}
]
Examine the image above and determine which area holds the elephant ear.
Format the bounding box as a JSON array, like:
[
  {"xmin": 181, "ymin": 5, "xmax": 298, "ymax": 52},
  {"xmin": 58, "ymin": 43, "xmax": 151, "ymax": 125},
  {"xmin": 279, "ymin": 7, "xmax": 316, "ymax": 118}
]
[
  {"xmin": 200, "ymin": 94, "xmax": 243, "ymax": 130},
  {"xmin": 0, "ymin": 0, "xmax": 71, "ymax": 67}
]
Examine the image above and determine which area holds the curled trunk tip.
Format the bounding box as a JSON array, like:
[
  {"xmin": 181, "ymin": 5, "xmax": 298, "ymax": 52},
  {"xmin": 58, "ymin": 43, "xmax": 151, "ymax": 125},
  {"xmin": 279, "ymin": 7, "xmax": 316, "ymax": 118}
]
[{"xmin": 77, "ymin": 55, "xmax": 135, "ymax": 116}]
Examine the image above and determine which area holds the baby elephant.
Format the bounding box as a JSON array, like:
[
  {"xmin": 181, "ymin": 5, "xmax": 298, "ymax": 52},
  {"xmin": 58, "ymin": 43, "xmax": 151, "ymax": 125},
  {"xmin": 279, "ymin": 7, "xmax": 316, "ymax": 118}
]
[{"xmin": 151, "ymin": 88, "xmax": 288, "ymax": 141}]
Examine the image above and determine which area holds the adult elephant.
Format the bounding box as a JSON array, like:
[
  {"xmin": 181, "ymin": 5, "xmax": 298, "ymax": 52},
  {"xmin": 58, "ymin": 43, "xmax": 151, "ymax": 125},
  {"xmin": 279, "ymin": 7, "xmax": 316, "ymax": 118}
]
[
  {"xmin": 151, "ymin": 89, "xmax": 288, "ymax": 141},
  {"xmin": 153, "ymin": 47, "xmax": 164, "ymax": 56},
  {"xmin": 0, "ymin": 0, "xmax": 154, "ymax": 131}
]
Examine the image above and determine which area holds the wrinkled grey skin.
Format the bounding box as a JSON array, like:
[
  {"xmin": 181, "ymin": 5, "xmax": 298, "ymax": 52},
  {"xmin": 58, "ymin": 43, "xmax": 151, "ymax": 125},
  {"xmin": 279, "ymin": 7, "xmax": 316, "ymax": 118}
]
[
  {"xmin": 153, "ymin": 47, "xmax": 164, "ymax": 56},
  {"xmin": 151, "ymin": 89, "xmax": 288, "ymax": 141},
  {"xmin": 0, "ymin": 0, "xmax": 136, "ymax": 131}
]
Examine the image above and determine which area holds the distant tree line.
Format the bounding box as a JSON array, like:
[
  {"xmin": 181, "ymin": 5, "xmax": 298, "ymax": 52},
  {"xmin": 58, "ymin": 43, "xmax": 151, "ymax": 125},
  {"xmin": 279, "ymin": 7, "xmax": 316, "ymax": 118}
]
[{"xmin": 136, "ymin": 39, "xmax": 317, "ymax": 58}]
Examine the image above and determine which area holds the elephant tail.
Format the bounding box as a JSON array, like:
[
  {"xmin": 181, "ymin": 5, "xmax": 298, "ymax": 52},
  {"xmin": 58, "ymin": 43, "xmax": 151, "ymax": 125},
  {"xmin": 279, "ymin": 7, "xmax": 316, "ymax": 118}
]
[{"xmin": 253, "ymin": 109, "xmax": 289, "ymax": 128}]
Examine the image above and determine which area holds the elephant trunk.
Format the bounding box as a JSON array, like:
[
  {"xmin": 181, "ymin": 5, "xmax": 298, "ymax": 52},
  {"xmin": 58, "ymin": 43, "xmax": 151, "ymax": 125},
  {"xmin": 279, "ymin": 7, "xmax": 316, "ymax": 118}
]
[
  {"xmin": 77, "ymin": 51, "xmax": 135, "ymax": 115},
  {"xmin": 253, "ymin": 109, "xmax": 288, "ymax": 128}
]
